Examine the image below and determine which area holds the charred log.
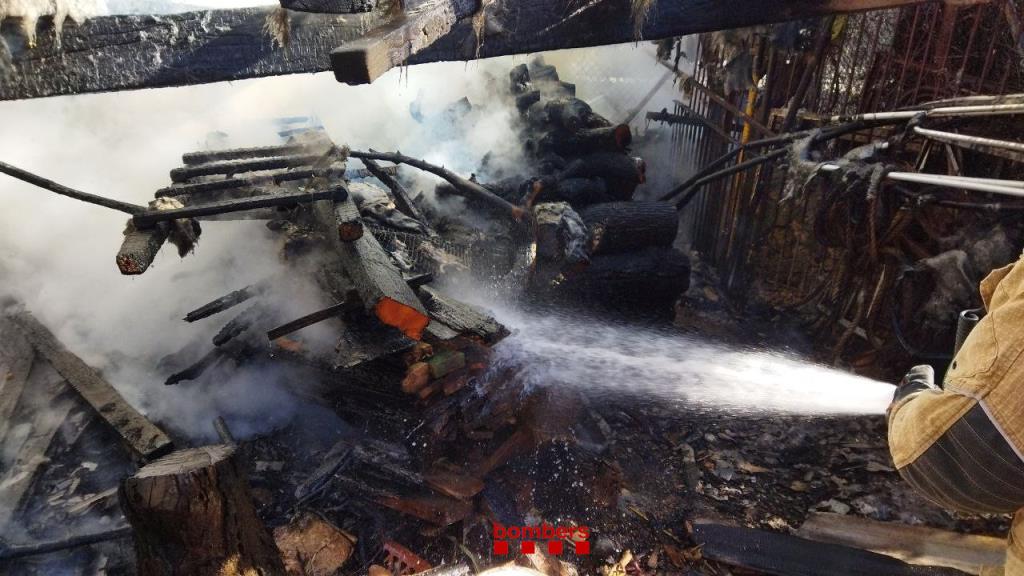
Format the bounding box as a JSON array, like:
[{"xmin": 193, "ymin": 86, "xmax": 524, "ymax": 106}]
[
  {"xmin": 579, "ymin": 201, "xmax": 679, "ymax": 255},
  {"xmin": 554, "ymin": 246, "xmax": 690, "ymax": 306},
  {"xmin": 538, "ymin": 124, "xmax": 632, "ymax": 156},
  {"xmin": 559, "ymin": 153, "xmax": 645, "ymax": 200},
  {"xmin": 119, "ymin": 445, "xmax": 285, "ymax": 576}
]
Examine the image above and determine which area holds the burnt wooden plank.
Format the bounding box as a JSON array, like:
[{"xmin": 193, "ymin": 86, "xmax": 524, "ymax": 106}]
[
  {"xmin": 693, "ymin": 520, "xmax": 970, "ymax": 576},
  {"xmin": 7, "ymin": 310, "xmax": 174, "ymax": 461},
  {"xmin": 1, "ymin": 0, "xmax": 930, "ymax": 99}
]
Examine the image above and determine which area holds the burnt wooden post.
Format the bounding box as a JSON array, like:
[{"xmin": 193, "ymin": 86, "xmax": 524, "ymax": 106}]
[{"xmin": 119, "ymin": 445, "xmax": 285, "ymax": 576}]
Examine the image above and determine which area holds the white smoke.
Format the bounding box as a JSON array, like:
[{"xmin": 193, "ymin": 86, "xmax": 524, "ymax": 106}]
[{"xmin": 0, "ymin": 43, "xmax": 679, "ymax": 442}]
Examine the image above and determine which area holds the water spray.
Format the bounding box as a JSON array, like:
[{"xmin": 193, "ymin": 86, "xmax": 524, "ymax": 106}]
[{"xmin": 484, "ymin": 305, "xmax": 896, "ymax": 417}]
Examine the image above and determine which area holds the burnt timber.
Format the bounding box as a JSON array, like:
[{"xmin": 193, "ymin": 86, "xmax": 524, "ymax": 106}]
[{"xmin": 0, "ymin": 0, "xmax": 933, "ymax": 100}]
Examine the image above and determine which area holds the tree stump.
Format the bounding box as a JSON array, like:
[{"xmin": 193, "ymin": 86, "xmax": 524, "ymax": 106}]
[{"xmin": 119, "ymin": 444, "xmax": 285, "ymax": 576}]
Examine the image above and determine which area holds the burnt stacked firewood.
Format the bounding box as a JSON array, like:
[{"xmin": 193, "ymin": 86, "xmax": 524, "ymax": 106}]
[{"xmin": 505, "ymin": 57, "xmax": 691, "ymax": 308}]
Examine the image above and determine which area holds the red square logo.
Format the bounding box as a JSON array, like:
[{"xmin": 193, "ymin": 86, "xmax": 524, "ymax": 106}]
[
  {"xmin": 493, "ymin": 541, "xmax": 509, "ymax": 555},
  {"xmin": 574, "ymin": 540, "xmax": 590, "ymax": 555},
  {"xmin": 521, "ymin": 541, "xmax": 535, "ymax": 554},
  {"xmin": 548, "ymin": 541, "xmax": 564, "ymax": 555}
]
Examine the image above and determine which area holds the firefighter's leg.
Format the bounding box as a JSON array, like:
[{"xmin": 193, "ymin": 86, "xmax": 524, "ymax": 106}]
[{"xmin": 1008, "ymin": 510, "xmax": 1024, "ymax": 576}]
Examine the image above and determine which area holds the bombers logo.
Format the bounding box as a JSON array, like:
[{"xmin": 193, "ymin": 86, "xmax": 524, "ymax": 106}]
[{"xmin": 492, "ymin": 522, "xmax": 590, "ymax": 556}]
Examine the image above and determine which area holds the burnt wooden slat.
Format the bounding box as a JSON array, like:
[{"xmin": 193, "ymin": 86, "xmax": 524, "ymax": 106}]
[
  {"xmin": 416, "ymin": 285, "xmax": 506, "ymax": 344},
  {"xmin": 132, "ymin": 186, "xmax": 346, "ymax": 228}
]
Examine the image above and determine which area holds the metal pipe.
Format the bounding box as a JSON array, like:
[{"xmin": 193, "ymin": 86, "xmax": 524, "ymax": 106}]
[
  {"xmin": 829, "ymin": 102, "xmax": 1024, "ymax": 123},
  {"xmin": 914, "ymin": 126, "xmax": 1024, "ymax": 162}
]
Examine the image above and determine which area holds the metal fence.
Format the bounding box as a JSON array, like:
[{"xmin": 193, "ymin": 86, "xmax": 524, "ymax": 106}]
[{"xmin": 672, "ymin": 0, "xmax": 1024, "ymax": 371}]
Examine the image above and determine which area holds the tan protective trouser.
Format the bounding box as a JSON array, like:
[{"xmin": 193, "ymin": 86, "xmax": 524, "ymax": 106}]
[{"xmin": 1008, "ymin": 511, "xmax": 1024, "ymax": 575}]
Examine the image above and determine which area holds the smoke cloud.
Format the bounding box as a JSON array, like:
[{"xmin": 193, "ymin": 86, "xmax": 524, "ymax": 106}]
[{"xmin": 0, "ymin": 42, "xmax": 679, "ymax": 442}]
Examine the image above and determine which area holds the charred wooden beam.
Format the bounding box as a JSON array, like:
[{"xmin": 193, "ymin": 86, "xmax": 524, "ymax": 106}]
[
  {"xmin": 417, "ymin": 285, "xmax": 507, "ymax": 344},
  {"xmin": 331, "ymin": 0, "xmax": 477, "ymax": 84},
  {"xmin": 579, "ymin": 201, "xmax": 678, "ymax": 255},
  {"xmin": 0, "ymin": 317, "xmax": 34, "ymax": 446},
  {"xmin": 7, "ymin": 310, "xmax": 174, "ymax": 461},
  {"xmin": 0, "ymin": 7, "xmax": 387, "ymax": 100},
  {"xmin": 0, "ymin": 0, "xmax": 933, "ymax": 100},
  {"xmin": 116, "ymin": 226, "xmax": 169, "ymax": 275},
  {"xmin": 181, "ymin": 142, "xmax": 325, "ymax": 165},
  {"xmin": 132, "ymin": 186, "xmax": 346, "ymax": 228},
  {"xmin": 120, "ymin": 445, "xmax": 285, "ymax": 576},
  {"xmin": 312, "ymin": 200, "xmax": 431, "ymax": 339},
  {"xmin": 334, "ymin": 195, "xmax": 365, "ymax": 241}
]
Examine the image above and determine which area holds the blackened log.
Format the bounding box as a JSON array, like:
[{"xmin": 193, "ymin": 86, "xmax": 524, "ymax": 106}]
[
  {"xmin": 555, "ymin": 246, "xmax": 690, "ymax": 306},
  {"xmin": 417, "ymin": 285, "xmax": 507, "ymax": 344},
  {"xmin": 559, "ymin": 153, "xmax": 645, "ymax": 200},
  {"xmin": 579, "ymin": 201, "xmax": 678, "ymax": 255},
  {"xmin": 170, "ymin": 153, "xmax": 327, "ymax": 182},
  {"xmin": 312, "ymin": 200, "xmax": 431, "ymax": 339},
  {"xmin": 360, "ymin": 156, "xmax": 430, "ymax": 228},
  {"xmin": 120, "ymin": 445, "xmax": 285, "ymax": 576},
  {"xmin": 116, "ymin": 225, "xmax": 168, "ymax": 275},
  {"xmin": 330, "ymin": 0, "xmax": 476, "ymax": 84},
  {"xmin": 559, "ymin": 178, "xmax": 614, "ymax": 206},
  {"xmin": 185, "ymin": 284, "xmax": 265, "ymax": 322},
  {"xmin": 132, "ymin": 186, "xmax": 346, "ymax": 228},
  {"xmin": 539, "ymin": 124, "xmax": 632, "ymax": 155},
  {"xmin": 334, "ymin": 195, "xmax": 365, "ymax": 241},
  {"xmin": 7, "ymin": 310, "xmax": 174, "ymax": 461},
  {"xmin": 349, "ymin": 150, "xmax": 522, "ymax": 220},
  {"xmin": 515, "ymin": 90, "xmax": 540, "ymax": 113}
]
